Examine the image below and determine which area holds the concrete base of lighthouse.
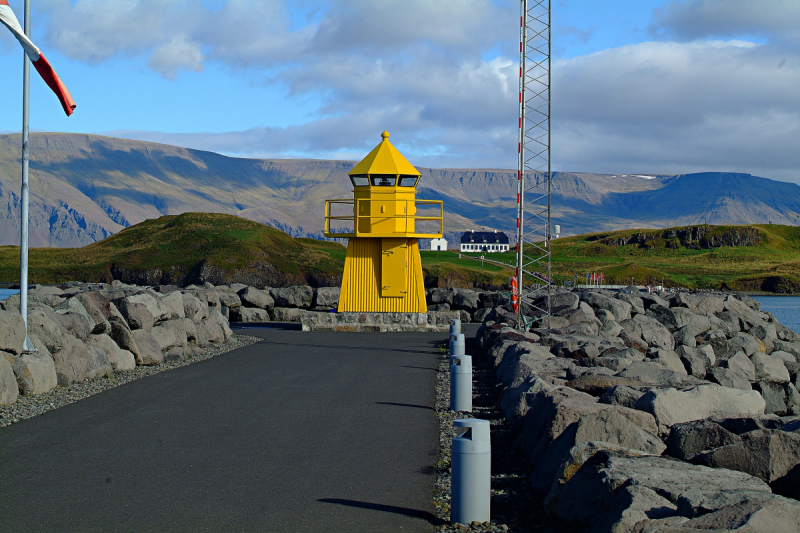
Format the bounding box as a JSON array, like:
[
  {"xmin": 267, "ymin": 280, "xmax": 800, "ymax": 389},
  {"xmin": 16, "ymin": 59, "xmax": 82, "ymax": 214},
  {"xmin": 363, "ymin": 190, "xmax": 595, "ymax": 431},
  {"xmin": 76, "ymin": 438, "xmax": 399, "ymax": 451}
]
[{"xmin": 337, "ymin": 237, "xmax": 427, "ymax": 313}]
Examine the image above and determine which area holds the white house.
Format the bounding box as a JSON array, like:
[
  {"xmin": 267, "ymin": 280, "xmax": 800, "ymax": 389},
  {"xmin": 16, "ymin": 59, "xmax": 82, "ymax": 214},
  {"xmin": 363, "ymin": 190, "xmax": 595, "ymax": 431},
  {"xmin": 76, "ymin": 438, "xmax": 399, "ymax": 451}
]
[
  {"xmin": 430, "ymin": 238, "xmax": 447, "ymax": 251},
  {"xmin": 460, "ymin": 230, "xmax": 510, "ymax": 253}
]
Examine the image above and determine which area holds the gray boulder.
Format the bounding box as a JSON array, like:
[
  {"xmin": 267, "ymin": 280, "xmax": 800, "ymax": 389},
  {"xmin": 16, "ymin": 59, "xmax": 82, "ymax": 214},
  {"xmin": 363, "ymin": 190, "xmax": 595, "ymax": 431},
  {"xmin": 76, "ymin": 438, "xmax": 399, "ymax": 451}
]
[
  {"xmin": 270, "ymin": 286, "xmax": 313, "ymax": 309},
  {"xmin": 751, "ymin": 352, "xmax": 790, "ymax": 383},
  {"xmin": 716, "ymin": 310, "xmax": 742, "ymax": 338},
  {"xmin": 634, "ymin": 384, "xmax": 766, "ymax": 433},
  {"xmin": 109, "ymin": 321, "xmax": 141, "ymax": 364},
  {"xmin": 645, "ymin": 304, "xmax": 679, "ymax": 331},
  {"xmin": 210, "ymin": 309, "xmax": 233, "ymax": 341},
  {"xmin": 632, "ymin": 315, "xmax": 675, "ymax": 350},
  {"xmin": 216, "ymin": 290, "xmax": 241, "ymax": 310},
  {"xmin": 26, "ymin": 308, "xmax": 64, "ymax": 354},
  {"xmin": 428, "ymin": 288, "xmax": 454, "ymax": 305},
  {"xmin": 181, "ymin": 292, "xmax": 208, "ymax": 322},
  {"xmin": 239, "ymin": 307, "xmax": 270, "ymax": 322},
  {"xmin": 671, "ymin": 308, "xmax": 712, "ymax": 336},
  {"xmin": 591, "ymin": 484, "xmax": 677, "ymax": 533},
  {"xmin": 115, "ymin": 296, "xmax": 155, "ymax": 331},
  {"xmin": 159, "ymin": 291, "xmax": 186, "ymax": 320},
  {"xmin": 452, "ymin": 289, "xmax": 479, "ymax": 312},
  {"xmin": 581, "ymin": 293, "xmax": 632, "ymax": 322},
  {"xmin": 712, "ymin": 414, "xmax": 786, "ymax": 435},
  {"xmin": 130, "ymin": 329, "xmax": 164, "ymax": 365},
  {"xmin": 680, "ymin": 494, "xmax": 800, "ymax": 533},
  {"xmin": 74, "ymin": 293, "xmax": 112, "ymax": 334},
  {"xmin": 615, "ymin": 293, "xmax": 645, "ymax": 315},
  {"xmin": 531, "ymin": 408, "xmax": 666, "ymax": 491},
  {"xmin": 754, "ymin": 381, "xmax": 788, "ymax": 415},
  {"xmin": 647, "ymin": 349, "xmax": 687, "ymax": 375},
  {"xmin": 551, "ymin": 292, "xmax": 580, "ymax": 314},
  {"xmin": 151, "ymin": 319, "xmax": 188, "ymax": 356},
  {"xmin": 672, "ymin": 326, "xmax": 696, "ymax": 348},
  {"xmin": 312, "ymin": 287, "xmax": 340, "ymax": 310},
  {"xmin": 717, "ymin": 351, "xmax": 757, "ymax": 382},
  {"xmin": 52, "ymin": 334, "xmax": 90, "ymax": 385},
  {"xmin": 677, "ymin": 345, "xmax": 712, "ymax": 378},
  {"xmin": 553, "ymin": 451, "xmax": 770, "ymax": 527},
  {"xmin": 727, "ymin": 332, "xmax": 760, "ymax": 357},
  {"xmin": 0, "ymin": 353, "xmax": 19, "ymax": 405},
  {"xmin": 773, "ymin": 339, "xmax": 800, "ymax": 360},
  {"xmin": 724, "ymin": 295, "xmax": 765, "ymax": 329},
  {"xmin": 665, "ymin": 419, "xmax": 741, "ymax": 460},
  {"xmin": 599, "ymin": 385, "xmax": 646, "ymax": 409},
  {"xmin": 500, "ymin": 374, "xmax": 553, "ymax": 427},
  {"xmin": 699, "ymin": 329, "xmax": 729, "ymax": 357},
  {"xmin": 695, "ymin": 296, "xmax": 725, "ymax": 315},
  {"xmin": 691, "ymin": 429, "xmax": 800, "ymax": 486},
  {"xmin": 84, "ymin": 340, "xmax": 114, "ymax": 380},
  {"xmin": 86, "ymin": 334, "xmax": 135, "ymax": 371},
  {"xmin": 10, "ymin": 337, "xmax": 57, "ymax": 395},
  {"xmin": 51, "ymin": 310, "xmax": 92, "ymax": 341},
  {"xmin": 0, "ymin": 310, "xmax": 26, "ymax": 355},
  {"xmin": 709, "ymin": 366, "xmax": 753, "ymax": 391},
  {"xmin": 617, "ymin": 361, "xmax": 699, "ymax": 388},
  {"xmin": 272, "ymin": 307, "xmax": 306, "ymax": 323}
]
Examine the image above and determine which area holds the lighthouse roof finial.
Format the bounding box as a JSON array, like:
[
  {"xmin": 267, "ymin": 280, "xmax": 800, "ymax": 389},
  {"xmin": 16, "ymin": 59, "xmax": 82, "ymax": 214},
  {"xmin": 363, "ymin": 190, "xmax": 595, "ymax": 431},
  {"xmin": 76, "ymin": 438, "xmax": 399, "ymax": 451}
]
[{"xmin": 348, "ymin": 130, "xmax": 420, "ymax": 177}]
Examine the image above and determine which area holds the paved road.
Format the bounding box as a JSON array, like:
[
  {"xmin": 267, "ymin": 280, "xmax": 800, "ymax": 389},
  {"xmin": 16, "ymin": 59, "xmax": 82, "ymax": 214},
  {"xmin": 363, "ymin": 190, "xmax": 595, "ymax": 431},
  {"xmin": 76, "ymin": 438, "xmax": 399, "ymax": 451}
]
[{"xmin": 0, "ymin": 327, "xmax": 446, "ymax": 532}]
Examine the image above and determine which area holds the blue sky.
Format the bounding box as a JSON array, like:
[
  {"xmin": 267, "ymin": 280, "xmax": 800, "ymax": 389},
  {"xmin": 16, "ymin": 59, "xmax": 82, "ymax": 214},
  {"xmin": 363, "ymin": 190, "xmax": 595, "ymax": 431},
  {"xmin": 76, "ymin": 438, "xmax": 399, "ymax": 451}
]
[{"xmin": 1, "ymin": 0, "xmax": 799, "ymax": 182}]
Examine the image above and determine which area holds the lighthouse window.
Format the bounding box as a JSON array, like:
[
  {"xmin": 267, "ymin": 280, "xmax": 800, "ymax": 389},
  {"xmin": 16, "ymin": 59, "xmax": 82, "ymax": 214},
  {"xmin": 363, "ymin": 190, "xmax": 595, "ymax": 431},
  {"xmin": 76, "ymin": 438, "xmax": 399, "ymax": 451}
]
[
  {"xmin": 350, "ymin": 174, "xmax": 369, "ymax": 186},
  {"xmin": 371, "ymin": 174, "xmax": 396, "ymax": 186},
  {"xmin": 399, "ymin": 175, "xmax": 418, "ymax": 187}
]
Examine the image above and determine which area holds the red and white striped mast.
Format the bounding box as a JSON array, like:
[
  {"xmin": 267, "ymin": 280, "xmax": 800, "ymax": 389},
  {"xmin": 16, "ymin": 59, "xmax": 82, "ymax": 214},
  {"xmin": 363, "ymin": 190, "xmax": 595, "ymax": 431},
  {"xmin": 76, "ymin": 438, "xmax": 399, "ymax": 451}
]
[{"xmin": 516, "ymin": 0, "xmax": 552, "ymax": 330}]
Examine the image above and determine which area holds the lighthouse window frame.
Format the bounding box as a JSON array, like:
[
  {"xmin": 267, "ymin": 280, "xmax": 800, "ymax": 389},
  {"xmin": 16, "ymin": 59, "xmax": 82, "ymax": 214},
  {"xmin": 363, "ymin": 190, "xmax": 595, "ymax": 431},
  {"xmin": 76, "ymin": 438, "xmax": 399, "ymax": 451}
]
[
  {"xmin": 398, "ymin": 175, "xmax": 419, "ymax": 187},
  {"xmin": 350, "ymin": 174, "xmax": 369, "ymax": 187},
  {"xmin": 371, "ymin": 174, "xmax": 397, "ymax": 186}
]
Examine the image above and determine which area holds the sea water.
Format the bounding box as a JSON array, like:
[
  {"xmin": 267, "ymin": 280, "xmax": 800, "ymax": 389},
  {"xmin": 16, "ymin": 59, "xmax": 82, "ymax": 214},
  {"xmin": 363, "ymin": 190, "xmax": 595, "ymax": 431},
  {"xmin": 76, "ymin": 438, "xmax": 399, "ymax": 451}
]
[
  {"xmin": 0, "ymin": 288, "xmax": 19, "ymax": 302},
  {"xmin": 753, "ymin": 296, "xmax": 800, "ymax": 334}
]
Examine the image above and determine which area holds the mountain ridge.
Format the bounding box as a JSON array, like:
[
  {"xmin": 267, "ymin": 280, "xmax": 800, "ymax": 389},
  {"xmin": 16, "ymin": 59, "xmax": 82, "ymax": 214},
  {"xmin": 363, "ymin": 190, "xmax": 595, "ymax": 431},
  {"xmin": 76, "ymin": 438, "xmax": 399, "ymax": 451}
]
[{"xmin": 1, "ymin": 132, "xmax": 799, "ymax": 247}]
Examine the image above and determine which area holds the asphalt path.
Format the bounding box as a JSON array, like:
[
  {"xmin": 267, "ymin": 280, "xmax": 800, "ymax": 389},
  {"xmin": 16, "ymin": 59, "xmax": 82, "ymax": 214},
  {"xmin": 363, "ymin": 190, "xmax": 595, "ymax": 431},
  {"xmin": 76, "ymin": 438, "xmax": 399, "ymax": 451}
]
[{"xmin": 0, "ymin": 327, "xmax": 447, "ymax": 532}]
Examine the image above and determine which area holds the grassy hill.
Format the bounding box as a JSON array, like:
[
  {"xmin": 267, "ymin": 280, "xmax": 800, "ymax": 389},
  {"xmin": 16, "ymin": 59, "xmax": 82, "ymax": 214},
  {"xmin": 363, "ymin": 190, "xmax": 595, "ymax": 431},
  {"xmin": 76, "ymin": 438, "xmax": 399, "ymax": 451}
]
[
  {"xmin": 2, "ymin": 215, "xmax": 799, "ymax": 293},
  {"xmin": 548, "ymin": 224, "xmax": 800, "ymax": 292}
]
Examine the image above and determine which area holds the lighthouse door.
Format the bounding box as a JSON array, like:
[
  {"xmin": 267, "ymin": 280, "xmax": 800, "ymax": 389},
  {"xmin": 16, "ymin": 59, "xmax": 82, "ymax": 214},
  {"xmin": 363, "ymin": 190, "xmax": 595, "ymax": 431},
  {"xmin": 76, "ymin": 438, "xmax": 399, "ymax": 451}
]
[{"xmin": 380, "ymin": 238, "xmax": 408, "ymax": 297}]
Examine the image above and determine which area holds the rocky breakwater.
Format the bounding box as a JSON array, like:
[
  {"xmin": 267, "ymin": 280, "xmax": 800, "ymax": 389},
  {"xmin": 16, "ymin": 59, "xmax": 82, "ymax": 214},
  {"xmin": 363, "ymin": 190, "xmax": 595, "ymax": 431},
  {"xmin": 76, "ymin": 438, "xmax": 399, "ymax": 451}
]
[
  {"xmin": 0, "ymin": 281, "xmax": 234, "ymax": 405},
  {"xmin": 223, "ymin": 284, "xmax": 504, "ymax": 325},
  {"xmin": 477, "ymin": 289, "xmax": 800, "ymax": 532}
]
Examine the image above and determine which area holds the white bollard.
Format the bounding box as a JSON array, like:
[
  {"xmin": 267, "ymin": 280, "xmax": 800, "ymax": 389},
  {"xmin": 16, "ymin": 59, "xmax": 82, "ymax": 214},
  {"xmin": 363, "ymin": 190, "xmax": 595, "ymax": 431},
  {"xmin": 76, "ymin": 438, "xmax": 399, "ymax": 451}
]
[
  {"xmin": 449, "ymin": 333, "xmax": 465, "ymax": 361},
  {"xmin": 451, "ymin": 419, "xmax": 491, "ymax": 525},
  {"xmin": 449, "ymin": 355, "xmax": 472, "ymax": 412},
  {"xmin": 449, "ymin": 318, "xmax": 462, "ymax": 338}
]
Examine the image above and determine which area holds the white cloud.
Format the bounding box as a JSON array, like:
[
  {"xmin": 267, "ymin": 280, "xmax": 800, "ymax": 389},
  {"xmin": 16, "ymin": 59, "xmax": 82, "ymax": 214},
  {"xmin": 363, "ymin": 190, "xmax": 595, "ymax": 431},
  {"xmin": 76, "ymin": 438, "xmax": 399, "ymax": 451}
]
[{"xmin": 148, "ymin": 34, "xmax": 204, "ymax": 79}]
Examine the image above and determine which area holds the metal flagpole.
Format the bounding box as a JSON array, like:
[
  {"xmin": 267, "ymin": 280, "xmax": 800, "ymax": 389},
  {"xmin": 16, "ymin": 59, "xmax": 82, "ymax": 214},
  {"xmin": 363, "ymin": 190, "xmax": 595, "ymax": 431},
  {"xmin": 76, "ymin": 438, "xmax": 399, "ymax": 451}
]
[{"xmin": 19, "ymin": 0, "xmax": 35, "ymax": 352}]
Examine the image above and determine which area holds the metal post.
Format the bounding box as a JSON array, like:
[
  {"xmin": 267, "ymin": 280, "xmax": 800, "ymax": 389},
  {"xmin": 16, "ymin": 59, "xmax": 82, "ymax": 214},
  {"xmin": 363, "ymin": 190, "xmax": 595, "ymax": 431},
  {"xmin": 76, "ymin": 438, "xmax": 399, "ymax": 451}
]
[
  {"xmin": 449, "ymin": 333, "xmax": 465, "ymax": 361},
  {"xmin": 19, "ymin": 0, "xmax": 34, "ymax": 352},
  {"xmin": 449, "ymin": 318, "xmax": 461, "ymax": 338}
]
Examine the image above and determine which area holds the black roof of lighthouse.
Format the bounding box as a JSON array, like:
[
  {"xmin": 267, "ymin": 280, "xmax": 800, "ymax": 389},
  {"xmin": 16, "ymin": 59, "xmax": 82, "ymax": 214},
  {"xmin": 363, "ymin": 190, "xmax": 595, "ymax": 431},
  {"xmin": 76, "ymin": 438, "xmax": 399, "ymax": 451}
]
[{"xmin": 460, "ymin": 231, "xmax": 509, "ymax": 244}]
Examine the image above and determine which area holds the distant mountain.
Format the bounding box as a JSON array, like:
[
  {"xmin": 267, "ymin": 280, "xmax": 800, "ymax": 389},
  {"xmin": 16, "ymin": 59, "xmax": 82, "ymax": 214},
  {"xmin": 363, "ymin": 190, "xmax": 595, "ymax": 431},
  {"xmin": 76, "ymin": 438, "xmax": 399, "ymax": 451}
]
[{"xmin": 1, "ymin": 133, "xmax": 798, "ymax": 247}]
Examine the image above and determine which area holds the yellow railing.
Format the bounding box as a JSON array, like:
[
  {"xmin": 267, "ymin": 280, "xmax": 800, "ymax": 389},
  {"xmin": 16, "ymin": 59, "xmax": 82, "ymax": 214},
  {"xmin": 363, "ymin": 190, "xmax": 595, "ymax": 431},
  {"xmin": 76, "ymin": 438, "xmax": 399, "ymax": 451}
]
[{"xmin": 324, "ymin": 199, "xmax": 443, "ymax": 238}]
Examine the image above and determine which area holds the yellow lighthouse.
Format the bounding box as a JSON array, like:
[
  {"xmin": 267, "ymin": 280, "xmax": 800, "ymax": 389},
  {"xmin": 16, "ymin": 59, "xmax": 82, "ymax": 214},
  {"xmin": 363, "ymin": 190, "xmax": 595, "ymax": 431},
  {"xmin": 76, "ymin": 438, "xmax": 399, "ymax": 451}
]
[{"xmin": 324, "ymin": 131, "xmax": 443, "ymax": 312}]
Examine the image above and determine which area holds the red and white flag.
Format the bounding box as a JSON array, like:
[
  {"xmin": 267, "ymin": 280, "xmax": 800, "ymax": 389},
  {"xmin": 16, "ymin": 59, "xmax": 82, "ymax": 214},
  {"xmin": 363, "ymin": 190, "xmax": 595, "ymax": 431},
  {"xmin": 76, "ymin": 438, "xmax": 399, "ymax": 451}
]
[{"xmin": 0, "ymin": 0, "xmax": 75, "ymax": 116}]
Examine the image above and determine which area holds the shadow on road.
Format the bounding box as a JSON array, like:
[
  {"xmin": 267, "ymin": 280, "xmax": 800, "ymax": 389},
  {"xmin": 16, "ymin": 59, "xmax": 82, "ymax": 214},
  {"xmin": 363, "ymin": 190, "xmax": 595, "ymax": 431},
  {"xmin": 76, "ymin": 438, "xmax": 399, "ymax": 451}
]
[{"xmin": 318, "ymin": 498, "xmax": 438, "ymax": 522}]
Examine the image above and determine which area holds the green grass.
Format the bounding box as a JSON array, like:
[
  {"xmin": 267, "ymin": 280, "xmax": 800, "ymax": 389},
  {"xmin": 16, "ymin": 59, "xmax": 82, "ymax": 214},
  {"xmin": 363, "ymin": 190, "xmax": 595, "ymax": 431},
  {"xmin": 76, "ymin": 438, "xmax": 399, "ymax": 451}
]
[{"xmin": 5, "ymin": 216, "xmax": 800, "ymax": 293}]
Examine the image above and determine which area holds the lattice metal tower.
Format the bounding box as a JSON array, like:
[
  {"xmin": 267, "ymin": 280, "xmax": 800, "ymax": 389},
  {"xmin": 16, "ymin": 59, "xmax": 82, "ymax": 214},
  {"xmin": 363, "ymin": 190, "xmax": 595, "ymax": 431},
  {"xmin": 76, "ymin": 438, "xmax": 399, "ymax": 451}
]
[{"xmin": 515, "ymin": 0, "xmax": 551, "ymax": 330}]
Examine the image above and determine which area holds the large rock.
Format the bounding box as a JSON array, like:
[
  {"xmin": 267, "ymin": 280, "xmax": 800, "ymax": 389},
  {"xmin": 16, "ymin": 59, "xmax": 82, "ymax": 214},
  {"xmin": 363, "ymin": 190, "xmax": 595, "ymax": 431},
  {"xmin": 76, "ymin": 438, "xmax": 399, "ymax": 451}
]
[
  {"xmin": 567, "ymin": 375, "xmax": 646, "ymax": 397},
  {"xmin": 581, "ymin": 293, "xmax": 632, "ymax": 322},
  {"xmin": 238, "ymin": 307, "xmax": 270, "ymax": 323},
  {"xmin": 26, "ymin": 308, "xmax": 64, "ymax": 354},
  {"xmin": 500, "ymin": 374, "xmax": 554, "ymax": 427},
  {"xmin": 56, "ymin": 297, "xmax": 99, "ymax": 334},
  {"xmin": 10, "ymin": 337, "xmax": 57, "ymax": 395},
  {"xmin": 151, "ymin": 319, "xmax": 188, "ymax": 354},
  {"xmin": 599, "ymin": 385, "xmax": 646, "ymax": 409},
  {"xmin": 74, "ymin": 293, "xmax": 111, "ymax": 334},
  {"xmin": 591, "ymin": 484, "xmax": 677, "ymax": 533},
  {"xmin": 115, "ymin": 295, "xmax": 156, "ymax": 331},
  {"xmin": 86, "ymin": 334, "xmax": 135, "ymax": 371},
  {"xmin": 691, "ymin": 429, "xmax": 800, "ymax": 488},
  {"xmin": 553, "ymin": 451, "xmax": 771, "ymax": 527},
  {"xmin": 647, "ymin": 349, "xmax": 687, "ymax": 375},
  {"xmin": 216, "ymin": 290, "xmax": 241, "ymax": 310},
  {"xmin": 665, "ymin": 419, "xmax": 741, "ymax": 460},
  {"xmin": 130, "ymin": 329, "xmax": 164, "ymax": 365},
  {"xmin": 717, "ymin": 351, "xmax": 757, "ymax": 382},
  {"xmin": 531, "ymin": 409, "xmax": 666, "ymax": 491},
  {"xmin": 272, "ymin": 307, "xmax": 306, "ymax": 323},
  {"xmin": 0, "ymin": 353, "xmax": 19, "ymax": 404},
  {"xmin": 634, "ymin": 384, "xmax": 766, "ymax": 433},
  {"xmin": 632, "ymin": 315, "xmax": 675, "ymax": 350},
  {"xmin": 159, "ymin": 291, "xmax": 186, "ymax": 320},
  {"xmin": 680, "ymin": 494, "xmax": 800, "ymax": 533},
  {"xmin": 709, "ymin": 366, "xmax": 753, "ymax": 391},
  {"xmin": 617, "ymin": 361, "xmax": 699, "ymax": 388},
  {"xmin": 754, "ymin": 380, "xmax": 789, "ymax": 415},
  {"xmin": 677, "ymin": 345, "xmax": 712, "ymax": 378},
  {"xmin": 239, "ymin": 287, "xmax": 275, "ymax": 311},
  {"xmin": 727, "ymin": 332, "xmax": 760, "ymax": 356},
  {"xmin": 645, "ymin": 304, "xmax": 679, "ymax": 331},
  {"xmin": 452, "ymin": 289, "xmax": 479, "ymax": 312},
  {"xmin": 52, "ymin": 334, "xmax": 90, "ymax": 385},
  {"xmin": 751, "ymin": 352, "xmax": 790, "ymax": 383},
  {"xmin": 270, "ymin": 286, "xmax": 313, "ymax": 309},
  {"xmin": 79, "ymin": 291, "xmax": 126, "ymax": 325},
  {"xmin": 109, "ymin": 321, "xmax": 141, "ymax": 364},
  {"xmin": 182, "ymin": 292, "xmax": 208, "ymax": 322},
  {"xmin": 724, "ymin": 295, "xmax": 766, "ymax": 329},
  {"xmin": 84, "ymin": 339, "xmax": 114, "ymax": 379},
  {"xmin": 671, "ymin": 308, "xmax": 712, "ymax": 336},
  {"xmin": 0, "ymin": 310, "xmax": 26, "ymax": 355},
  {"xmin": 209, "ymin": 309, "xmax": 233, "ymax": 341},
  {"xmin": 695, "ymin": 295, "xmax": 725, "ymax": 315}
]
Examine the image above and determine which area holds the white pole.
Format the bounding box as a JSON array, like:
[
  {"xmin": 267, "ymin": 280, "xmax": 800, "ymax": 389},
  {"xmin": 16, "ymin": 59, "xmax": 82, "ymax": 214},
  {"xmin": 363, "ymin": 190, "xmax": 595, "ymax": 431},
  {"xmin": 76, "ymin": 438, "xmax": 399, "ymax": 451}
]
[{"xmin": 19, "ymin": 0, "xmax": 35, "ymax": 352}]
